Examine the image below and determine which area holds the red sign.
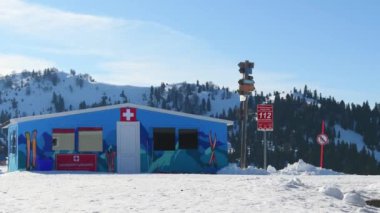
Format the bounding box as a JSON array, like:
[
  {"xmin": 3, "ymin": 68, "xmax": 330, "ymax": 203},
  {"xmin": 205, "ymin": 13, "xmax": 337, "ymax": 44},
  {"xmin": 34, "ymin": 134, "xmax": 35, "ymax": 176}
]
[
  {"xmin": 317, "ymin": 134, "xmax": 329, "ymax": 146},
  {"xmin": 120, "ymin": 107, "xmax": 137, "ymax": 122},
  {"xmin": 56, "ymin": 154, "xmax": 97, "ymax": 171},
  {"xmin": 257, "ymin": 104, "xmax": 273, "ymax": 131}
]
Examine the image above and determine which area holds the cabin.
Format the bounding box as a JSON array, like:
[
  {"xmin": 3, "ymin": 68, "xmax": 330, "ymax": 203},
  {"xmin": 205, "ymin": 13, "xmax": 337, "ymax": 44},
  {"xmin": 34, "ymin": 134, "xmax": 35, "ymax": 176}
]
[{"xmin": 3, "ymin": 103, "xmax": 233, "ymax": 173}]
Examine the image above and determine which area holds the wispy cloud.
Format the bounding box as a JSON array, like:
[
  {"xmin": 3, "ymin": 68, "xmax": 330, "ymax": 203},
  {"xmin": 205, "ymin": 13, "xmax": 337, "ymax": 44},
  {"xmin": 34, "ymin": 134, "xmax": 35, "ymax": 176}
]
[
  {"xmin": 0, "ymin": 0, "xmax": 299, "ymax": 95},
  {"xmin": 0, "ymin": 54, "xmax": 55, "ymax": 75}
]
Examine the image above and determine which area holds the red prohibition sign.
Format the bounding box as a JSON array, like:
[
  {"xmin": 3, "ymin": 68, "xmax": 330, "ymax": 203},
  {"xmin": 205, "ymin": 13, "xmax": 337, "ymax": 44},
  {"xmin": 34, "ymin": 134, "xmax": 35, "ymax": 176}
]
[{"xmin": 317, "ymin": 134, "xmax": 329, "ymax": 146}]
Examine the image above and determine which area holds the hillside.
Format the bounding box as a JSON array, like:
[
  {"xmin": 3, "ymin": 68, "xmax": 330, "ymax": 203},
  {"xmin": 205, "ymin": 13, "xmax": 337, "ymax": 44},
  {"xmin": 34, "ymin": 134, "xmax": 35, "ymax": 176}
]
[
  {"xmin": 1, "ymin": 68, "xmax": 379, "ymax": 174},
  {"xmin": 0, "ymin": 68, "xmax": 238, "ymax": 120}
]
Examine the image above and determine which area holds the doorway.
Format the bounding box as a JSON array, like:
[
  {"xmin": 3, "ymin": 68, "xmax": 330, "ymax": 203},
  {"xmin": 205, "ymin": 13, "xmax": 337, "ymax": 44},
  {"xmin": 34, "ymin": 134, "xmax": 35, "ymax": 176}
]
[{"xmin": 117, "ymin": 122, "xmax": 140, "ymax": 173}]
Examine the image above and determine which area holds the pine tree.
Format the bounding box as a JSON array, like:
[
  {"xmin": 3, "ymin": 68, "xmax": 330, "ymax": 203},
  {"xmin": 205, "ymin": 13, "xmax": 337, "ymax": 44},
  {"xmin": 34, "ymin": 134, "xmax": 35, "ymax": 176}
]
[{"xmin": 206, "ymin": 98, "xmax": 211, "ymax": 111}]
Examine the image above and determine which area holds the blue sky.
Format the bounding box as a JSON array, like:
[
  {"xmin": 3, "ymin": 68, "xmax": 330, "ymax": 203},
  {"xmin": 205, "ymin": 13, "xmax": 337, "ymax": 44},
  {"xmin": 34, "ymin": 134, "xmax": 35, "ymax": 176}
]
[{"xmin": 0, "ymin": 0, "xmax": 379, "ymax": 106}]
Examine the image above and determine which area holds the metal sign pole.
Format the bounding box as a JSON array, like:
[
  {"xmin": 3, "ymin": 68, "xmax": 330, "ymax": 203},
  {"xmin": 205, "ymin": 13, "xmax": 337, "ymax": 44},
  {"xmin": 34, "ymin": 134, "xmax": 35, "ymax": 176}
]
[
  {"xmin": 263, "ymin": 131, "xmax": 267, "ymax": 170},
  {"xmin": 242, "ymin": 94, "xmax": 249, "ymax": 168},
  {"xmin": 240, "ymin": 101, "xmax": 246, "ymax": 168}
]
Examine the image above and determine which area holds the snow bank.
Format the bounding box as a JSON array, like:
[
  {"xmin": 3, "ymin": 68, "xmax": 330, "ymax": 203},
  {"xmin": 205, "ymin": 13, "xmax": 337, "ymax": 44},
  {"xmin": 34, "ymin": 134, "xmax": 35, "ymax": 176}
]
[
  {"xmin": 278, "ymin": 159, "xmax": 342, "ymax": 175},
  {"xmin": 217, "ymin": 163, "xmax": 269, "ymax": 175},
  {"xmin": 284, "ymin": 177, "xmax": 305, "ymax": 188},
  {"xmin": 266, "ymin": 165, "xmax": 277, "ymax": 174},
  {"xmin": 343, "ymin": 191, "xmax": 366, "ymax": 207},
  {"xmin": 0, "ymin": 166, "xmax": 7, "ymax": 174},
  {"xmin": 218, "ymin": 160, "xmax": 342, "ymax": 175},
  {"xmin": 319, "ymin": 186, "xmax": 344, "ymax": 200}
]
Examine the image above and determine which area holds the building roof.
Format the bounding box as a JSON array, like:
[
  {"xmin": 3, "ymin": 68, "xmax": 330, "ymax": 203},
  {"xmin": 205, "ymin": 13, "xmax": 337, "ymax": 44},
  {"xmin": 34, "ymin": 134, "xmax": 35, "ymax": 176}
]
[{"xmin": 3, "ymin": 103, "xmax": 234, "ymax": 128}]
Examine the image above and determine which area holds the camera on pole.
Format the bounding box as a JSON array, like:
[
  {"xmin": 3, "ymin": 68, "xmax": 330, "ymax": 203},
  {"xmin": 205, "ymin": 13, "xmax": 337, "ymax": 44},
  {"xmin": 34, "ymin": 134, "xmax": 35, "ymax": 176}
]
[{"xmin": 238, "ymin": 60, "xmax": 255, "ymax": 169}]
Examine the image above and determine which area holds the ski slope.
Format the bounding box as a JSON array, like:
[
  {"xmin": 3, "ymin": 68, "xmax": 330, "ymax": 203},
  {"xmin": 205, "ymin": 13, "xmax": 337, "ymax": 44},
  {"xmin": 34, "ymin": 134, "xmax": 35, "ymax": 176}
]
[
  {"xmin": 0, "ymin": 163, "xmax": 379, "ymax": 212},
  {"xmin": 335, "ymin": 124, "xmax": 380, "ymax": 162}
]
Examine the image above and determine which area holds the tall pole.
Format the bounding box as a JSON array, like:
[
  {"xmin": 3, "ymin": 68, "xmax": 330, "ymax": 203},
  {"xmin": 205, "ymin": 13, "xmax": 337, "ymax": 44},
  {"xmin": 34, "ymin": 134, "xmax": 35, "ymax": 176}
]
[
  {"xmin": 240, "ymin": 101, "xmax": 246, "ymax": 168},
  {"xmin": 238, "ymin": 60, "xmax": 254, "ymax": 169},
  {"xmin": 320, "ymin": 120, "xmax": 325, "ymax": 168},
  {"xmin": 242, "ymin": 93, "xmax": 249, "ymax": 168},
  {"xmin": 263, "ymin": 131, "xmax": 267, "ymax": 170}
]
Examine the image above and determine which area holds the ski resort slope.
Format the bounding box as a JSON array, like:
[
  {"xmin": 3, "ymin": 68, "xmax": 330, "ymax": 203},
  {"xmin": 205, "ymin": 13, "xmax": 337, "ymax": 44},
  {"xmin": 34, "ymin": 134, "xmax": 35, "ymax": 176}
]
[{"xmin": 0, "ymin": 167, "xmax": 379, "ymax": 212}]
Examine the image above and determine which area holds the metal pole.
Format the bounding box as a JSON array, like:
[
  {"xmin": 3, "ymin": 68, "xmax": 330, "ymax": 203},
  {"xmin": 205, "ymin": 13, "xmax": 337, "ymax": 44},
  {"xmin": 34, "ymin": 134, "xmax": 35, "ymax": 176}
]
[
  {"xmin": 242, "ymin": 95, "xmax": 249, "ymax": 168},
  {"xmin": 240, "ymin": 101, "xmax": 245, "ymax": 169},
  {"xmin": 263, "ymin": 131, "xmax": 267, "ymax": 170}
]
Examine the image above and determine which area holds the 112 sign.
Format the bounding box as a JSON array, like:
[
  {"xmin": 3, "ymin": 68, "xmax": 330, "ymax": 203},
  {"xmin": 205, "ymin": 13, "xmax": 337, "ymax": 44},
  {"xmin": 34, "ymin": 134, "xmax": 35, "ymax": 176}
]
[
  {"xmin": 258, "ymin": 111, "xmax": 272, "ymax": 119},
  {"xmin": 257, "ymin": 104, "xmax": 273, "ymax": 131}
]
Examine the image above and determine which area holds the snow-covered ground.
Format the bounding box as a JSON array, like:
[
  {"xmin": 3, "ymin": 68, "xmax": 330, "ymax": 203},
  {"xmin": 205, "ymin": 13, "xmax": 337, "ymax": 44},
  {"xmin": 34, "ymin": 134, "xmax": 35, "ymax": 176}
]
[{"xmin": 1, "ymin": 162, "xmax": 379, "ymax": 213}]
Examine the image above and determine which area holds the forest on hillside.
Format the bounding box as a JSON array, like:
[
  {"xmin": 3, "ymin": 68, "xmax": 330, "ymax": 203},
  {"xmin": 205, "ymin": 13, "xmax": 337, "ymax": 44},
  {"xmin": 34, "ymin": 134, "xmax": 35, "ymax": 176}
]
[
  {"xmin": 224, "ymin": 88, "xmax": 380, "ymax": 175},
  {"xmin": 0, "ymin": 70, "xmax": 379, "ymax": 174}
]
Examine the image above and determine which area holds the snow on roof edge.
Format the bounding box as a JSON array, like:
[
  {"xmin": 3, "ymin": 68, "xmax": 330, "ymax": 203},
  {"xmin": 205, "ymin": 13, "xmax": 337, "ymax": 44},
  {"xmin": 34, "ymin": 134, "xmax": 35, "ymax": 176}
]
[{"xmin": 6, "ymin": 103, "xmax": 234, "ymax": 126}]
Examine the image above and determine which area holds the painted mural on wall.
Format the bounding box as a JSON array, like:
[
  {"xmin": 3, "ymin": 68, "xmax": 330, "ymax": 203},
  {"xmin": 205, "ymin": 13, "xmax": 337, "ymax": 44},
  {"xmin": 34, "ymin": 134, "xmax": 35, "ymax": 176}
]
[{"xmin": 9, "ymin": 105, "xmax": 229, "ymax": 173}]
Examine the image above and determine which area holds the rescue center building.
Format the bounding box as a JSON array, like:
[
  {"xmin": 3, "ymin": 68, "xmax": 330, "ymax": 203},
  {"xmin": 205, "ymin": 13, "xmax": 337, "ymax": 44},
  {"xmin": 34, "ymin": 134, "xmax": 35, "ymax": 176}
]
[{"xmin": 4, "ymin": 103, "xmax": 233, "ymax": 173}]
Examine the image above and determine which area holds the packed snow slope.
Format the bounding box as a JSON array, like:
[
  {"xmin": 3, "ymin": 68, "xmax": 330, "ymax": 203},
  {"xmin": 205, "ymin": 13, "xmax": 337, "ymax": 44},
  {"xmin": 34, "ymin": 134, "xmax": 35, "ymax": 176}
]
[{"xmin": 1, "ymin": 163, "xmax": 379, "ymax": 212}]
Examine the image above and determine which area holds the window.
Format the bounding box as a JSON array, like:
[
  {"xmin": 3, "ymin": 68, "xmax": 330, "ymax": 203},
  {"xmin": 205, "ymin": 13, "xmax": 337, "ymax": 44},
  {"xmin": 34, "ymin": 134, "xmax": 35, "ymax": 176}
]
[
  {"xmin": 52, "ymin": 129, "xmax": 75, "ymax": 151},
  {"xmin": 10, "ymin": 130, "xmax": 16, "ymax": 154},
  {"xmin": 78, "ymin": 127, "xmax": 103, "ymax": 152},
  {"xmin": 179, "ymin": 129, "xmax": 198, "ymax": 149},
  {"xmin": 153, "ymin": 128, "xmax": 175, "ymax": 151}
]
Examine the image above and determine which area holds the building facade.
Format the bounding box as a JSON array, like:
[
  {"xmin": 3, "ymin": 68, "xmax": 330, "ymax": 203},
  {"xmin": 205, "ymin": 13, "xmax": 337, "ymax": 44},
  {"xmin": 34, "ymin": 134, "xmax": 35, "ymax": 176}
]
[{"xmin": 5, "ymin": 103, "xmax": 232, "ymax": 173}]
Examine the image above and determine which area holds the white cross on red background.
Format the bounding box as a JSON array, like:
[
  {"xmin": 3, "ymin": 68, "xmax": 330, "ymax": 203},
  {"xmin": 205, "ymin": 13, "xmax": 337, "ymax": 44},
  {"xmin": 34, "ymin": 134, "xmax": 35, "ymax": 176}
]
[
  {"xmin": 123, "ymin": 109, "xmax": 134, "ymax": 120},
  {"xmin": 120, "ymin": 107, "xmax": 137, "ymax": 122}
]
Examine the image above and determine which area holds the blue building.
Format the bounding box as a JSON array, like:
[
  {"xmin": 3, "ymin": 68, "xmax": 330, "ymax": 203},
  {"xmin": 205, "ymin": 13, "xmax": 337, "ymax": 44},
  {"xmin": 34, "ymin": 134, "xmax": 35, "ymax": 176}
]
[{"xmin": 3, "ymin": 103, "xmax": 233, "ymax": 173}]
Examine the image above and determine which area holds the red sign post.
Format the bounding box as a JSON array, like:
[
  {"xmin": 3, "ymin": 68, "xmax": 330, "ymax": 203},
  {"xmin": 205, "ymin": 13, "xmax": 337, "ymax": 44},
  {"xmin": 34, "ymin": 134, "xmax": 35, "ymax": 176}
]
[
  {"xmin": 257, "ymin": 104, "xmax": 273, "ymax": 131},
  {"xmin": 257, "ymin": 104, "xmax": 273, "ymax": 170},
  {"xmin": 316, "ymin": 120, "xmax": 329, "ymax": 168}
]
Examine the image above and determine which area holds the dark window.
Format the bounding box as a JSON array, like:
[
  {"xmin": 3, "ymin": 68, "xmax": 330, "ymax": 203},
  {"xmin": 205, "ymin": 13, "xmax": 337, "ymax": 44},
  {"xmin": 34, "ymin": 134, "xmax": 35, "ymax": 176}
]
[
  {"xmin": 154, "ymin": 128, "xmax": 175, "ymax": 151},
  {"xmin": 11, "ymin": 131, "xmax": 16, "ymax": 154},
  {"xmin": 179, "ymin": 129, "xmax": 198, "ymax": 149}
]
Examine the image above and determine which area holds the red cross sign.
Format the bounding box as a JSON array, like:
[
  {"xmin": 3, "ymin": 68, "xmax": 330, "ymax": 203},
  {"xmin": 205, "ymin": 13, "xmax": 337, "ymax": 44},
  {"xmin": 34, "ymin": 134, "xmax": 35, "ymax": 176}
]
[{"xmin": 120, "ymin": 107, "xmax": 137, "ymax": 122}]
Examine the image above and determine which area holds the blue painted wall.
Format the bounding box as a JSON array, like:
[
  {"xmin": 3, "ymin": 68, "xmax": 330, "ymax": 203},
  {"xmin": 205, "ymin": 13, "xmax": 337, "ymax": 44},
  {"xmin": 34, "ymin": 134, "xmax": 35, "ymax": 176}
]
[{"xmin": 10, "ymin": 107, "xmax": 228, "ymax": 173}]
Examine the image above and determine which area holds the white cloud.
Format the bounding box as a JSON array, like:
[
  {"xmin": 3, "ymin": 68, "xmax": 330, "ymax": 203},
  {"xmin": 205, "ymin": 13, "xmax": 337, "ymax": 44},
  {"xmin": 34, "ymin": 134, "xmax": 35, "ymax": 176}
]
[
  {"xmin": 0, "ymin": 54, "xmax": 55, "ymax": 75},
  {"xmin": 0, "ymin": 0, "xmax": 300, "ymax": 94}
]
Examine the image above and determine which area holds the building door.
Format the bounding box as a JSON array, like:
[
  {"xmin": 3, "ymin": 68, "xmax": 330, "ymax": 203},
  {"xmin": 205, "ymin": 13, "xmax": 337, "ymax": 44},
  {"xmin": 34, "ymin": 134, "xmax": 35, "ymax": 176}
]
[{"xmin": 117, "ymin": 122, "xmax": 140, "ymax": 174}]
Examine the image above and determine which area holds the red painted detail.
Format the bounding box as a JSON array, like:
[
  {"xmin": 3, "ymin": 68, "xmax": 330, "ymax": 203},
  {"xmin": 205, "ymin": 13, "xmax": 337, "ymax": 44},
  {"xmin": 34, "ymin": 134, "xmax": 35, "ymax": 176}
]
[
  {"xmin": 257, "ymin": 104, "xmax": 274, "ymax": 131},
  {"xmin": 318, "ymin": 120, "xmax": 329, "ymax": 168},
  {"xmin": 209, "ymin": 132, "xmax": 217, "ymax": 166},
  {"xmin": 56, "ymin": 154, "xmax": 97, "ymax": 171},
  {"xmin": 53, "ymin": 129, "xmax": 75, "ymax": 134},
  {"xmin": 322, "ymin": 120, "xmax": 325, "ymax": 134},
  {"xmin": 78, "ymin": 127, "xmax": 103, "ymax": 132},
  {"xmin": 120, "ymin": 107, "xmax": 137, "ymax": 122},
  {"xmin": 106, "ymin": 151, "xmax": 116, "ymax": 173},
  {"xmin": 320, "ymin": 145, "xmax": 324, "ymax": 168}
]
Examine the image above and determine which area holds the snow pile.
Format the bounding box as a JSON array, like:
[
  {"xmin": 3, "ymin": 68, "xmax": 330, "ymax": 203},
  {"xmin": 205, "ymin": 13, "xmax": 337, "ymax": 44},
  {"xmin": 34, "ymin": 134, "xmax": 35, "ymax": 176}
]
[
  {"xmin": 217, "ymin": 163, "xmax": 269, "ymax": 175},
  {"xmin": 343, "ymin": 191, "xmax": 366, "ymax": 207},
  {"xmin": 278, "ymin": 159, "xmax": 342, "ymax": 175},
  {"xmin": 319, "ymin": 186, "xmax": 344, "ymax": 200},
  {"xmin": 218, "ymin": 160, "xmax": 342, "ymax": 176},
  {"xmin": 284, "ymin": 177, "xmax": 305, "ymax": 189},
  {"xmin": 266, "ymin": 165, "xmax": 277, "ymax": 174},
  {"xmin": 0, "ymin": 166, "xmax": 7, "ymax": 174}
]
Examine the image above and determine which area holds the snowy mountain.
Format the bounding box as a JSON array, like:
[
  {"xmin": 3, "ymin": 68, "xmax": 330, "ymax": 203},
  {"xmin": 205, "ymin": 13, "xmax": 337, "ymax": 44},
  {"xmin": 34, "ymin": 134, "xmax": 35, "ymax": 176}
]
[
  {"xmin": 0, "ymin": 68, "xmax": 239, "ymax": 120},
  {"xmin": 1, "ymin": 69, "xmax": 379, "ymax": 174}
]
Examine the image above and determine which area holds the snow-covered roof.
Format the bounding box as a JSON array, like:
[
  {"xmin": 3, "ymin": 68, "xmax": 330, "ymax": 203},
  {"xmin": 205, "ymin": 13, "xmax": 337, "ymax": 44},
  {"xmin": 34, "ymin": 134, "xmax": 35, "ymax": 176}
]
[{"xmin": 4, "ymin": 103, "xmax": 234, "ymax": 127}]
